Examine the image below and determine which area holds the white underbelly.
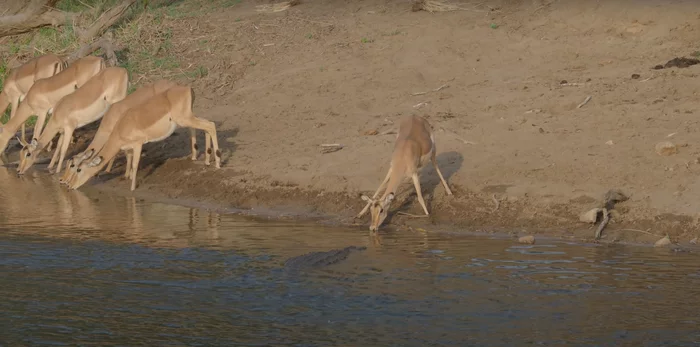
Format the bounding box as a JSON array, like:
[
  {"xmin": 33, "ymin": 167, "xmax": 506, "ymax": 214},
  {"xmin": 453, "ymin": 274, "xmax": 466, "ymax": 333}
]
[
  {"xmin": 77, "ymin": 102, "xmax": 110, "ymax": 128},
  {"xmin": 147, "ymin": 121, "xmax": 178, "ymax": 143}
]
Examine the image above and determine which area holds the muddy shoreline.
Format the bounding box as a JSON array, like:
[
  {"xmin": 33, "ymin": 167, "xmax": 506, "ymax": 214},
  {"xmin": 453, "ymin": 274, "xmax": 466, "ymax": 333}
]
[
  {"xmin": 4, "ymin": 146, "xmax": 698, "ymax": 250},
  {"xmin": 17, "ymin": 151, "xmax": 690, "ymax": 249}
]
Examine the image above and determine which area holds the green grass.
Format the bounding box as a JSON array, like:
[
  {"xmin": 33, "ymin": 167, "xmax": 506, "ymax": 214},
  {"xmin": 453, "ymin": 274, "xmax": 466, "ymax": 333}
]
[
  {"xmin": 222, "ymin": 0, "xmax": 242, "ymax": 8},
  {"xmin": 0, "ymin": 0, "xmax": 219, "ymax": 127},
  {"xmin": 0, "ymin": 60, "xmax": 7, "ymax": 124},
  {"xmin": 57, "ymin": 0, "xmax": 123, "ymax": 12}
]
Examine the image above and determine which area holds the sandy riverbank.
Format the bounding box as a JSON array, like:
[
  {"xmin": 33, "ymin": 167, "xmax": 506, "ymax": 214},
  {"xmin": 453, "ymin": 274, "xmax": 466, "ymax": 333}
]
[{"xmin": 6, "ymin": 0, "xmax": 700, "ymax": 246}]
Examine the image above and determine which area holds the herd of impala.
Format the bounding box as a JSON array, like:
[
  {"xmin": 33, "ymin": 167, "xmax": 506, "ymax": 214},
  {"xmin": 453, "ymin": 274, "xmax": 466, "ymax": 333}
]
[{"xmin": 0, "ymin": 53, "xmax": 454, "ymax": 231}]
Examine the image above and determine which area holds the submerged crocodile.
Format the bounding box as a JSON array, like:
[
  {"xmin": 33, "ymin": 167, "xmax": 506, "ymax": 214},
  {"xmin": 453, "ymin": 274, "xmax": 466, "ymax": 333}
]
[{"xmin": 283, "ymin": 245, "xmax": 367, "ymax": 271}]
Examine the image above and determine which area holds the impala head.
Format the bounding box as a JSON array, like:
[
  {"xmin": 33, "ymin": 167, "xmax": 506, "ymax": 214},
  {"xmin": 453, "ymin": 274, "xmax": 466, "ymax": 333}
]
[
  {"xmin": 58, "ymin": 158, "xmax": 75, "ymax": 184},
  {"xmin": 60, "ymin": 149, "xmax": 94, "ymax": 185},
  {"xmin": 17, "ymin": 137, "xmax": 39, "ymax": 175},
  {"xmin": 68, "ymin": 154, "xmax": 104, "ymax": 190},
  {"xmin": 361, "ymin": 193, "xmax": 395, "ymax": 232}
]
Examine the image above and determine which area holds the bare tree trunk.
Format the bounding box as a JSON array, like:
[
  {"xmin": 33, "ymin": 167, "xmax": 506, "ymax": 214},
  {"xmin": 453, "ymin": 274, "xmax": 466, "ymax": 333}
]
[
  {"xmin": 75, "ymin": 0, "xmax": 138, "ymax": 43},
  {"xmin": 0, "ymin": 0, "xmax": 74, "ymax": 38}
]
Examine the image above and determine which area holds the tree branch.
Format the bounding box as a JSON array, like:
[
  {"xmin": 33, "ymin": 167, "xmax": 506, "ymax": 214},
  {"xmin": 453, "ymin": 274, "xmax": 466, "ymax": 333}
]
[
  {"xmin": 67, "ymin": 31, "xmax": 121, "ymax": 66},
  {"xmin": 76, "ymin": 0, "xmax": 137, "ymax": 43},
  {"xmin": 0, "ymin": 0, "xmax": 73, "ymax": 38}
]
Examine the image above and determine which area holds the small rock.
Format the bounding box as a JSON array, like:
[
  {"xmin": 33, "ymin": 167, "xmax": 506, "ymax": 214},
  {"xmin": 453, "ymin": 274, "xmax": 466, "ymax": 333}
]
[
  {"xmin": 518, "ymin": 235, "xmax": 536, "ymax": 244},
  {"xmin": 579, "ymin": 208, "xmax": 603, "ymax": 223},
  {"xmin": 560, "ymin": 80, "xmax": 568, "ymax": 85},
  {"xmin": 363, "ymin": 129, "xmax": 379, "ymax": 136},
  {"xmin": 653, "ymin": 64, "xmax": 664, "ymax": 70},
  {"xmin": 690, "ymin": 237, "xmax": 697, "ymax": 245},
  {"xmin": 605, "ymin": 140, "xmax": 614, "ymax": 145},
  {"xmin": 604, "ymin": 189, "xmax": 629, "ymax": 205},
  {"xmin": 631, "ymin": 73, "xmax": 640, "ymax": 79},
  {"xmin": 625, "ymin": 23, "xmax": 644, "ymax": 34},
  {"xmin": 654, "ymin": 235, "xmax": 672, "ymax": 247},
  {"xmin": 655, "ymin": 141, "xmax": 678, "ymax": 156}
]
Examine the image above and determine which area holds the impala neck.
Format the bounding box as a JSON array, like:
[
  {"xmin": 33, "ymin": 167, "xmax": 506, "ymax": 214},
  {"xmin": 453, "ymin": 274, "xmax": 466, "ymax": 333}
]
[
  {"xmin": 0, "ymin": 102, "xmax": 32, "ymax": 153},
  {"xmin": 381, "ymin": 164, "xmax": 405, "ymax": 201},
  {"xmin": 92, "ymin": 135, "xmax": 124, "ymax": 172},
  {"xmin": 0, "ymin": 91, "xmax": 9, "ymax": 116},
  {"xmin": 34, "ymin": 119, "xmax": 61, "ymax": 151}
]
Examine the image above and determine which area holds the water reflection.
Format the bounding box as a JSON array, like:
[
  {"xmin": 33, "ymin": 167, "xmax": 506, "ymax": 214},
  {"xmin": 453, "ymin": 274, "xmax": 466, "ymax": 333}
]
[{"xmin": 1, "ymin": 169, "xmax": 700, "ymax": 346}]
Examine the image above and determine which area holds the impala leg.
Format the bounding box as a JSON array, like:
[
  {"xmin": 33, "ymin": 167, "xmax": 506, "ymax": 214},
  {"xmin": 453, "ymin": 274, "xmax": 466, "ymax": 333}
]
[
  {"xmin": 124, "ymin": 150, "xmax": 133, "ymax": 179},
  {"xmin": 189, "ymin": 128, "xmax": 197, "ymax": 161},
  {"xmin": 431, "ymin": 154, "xmax": 453, "ymax": 196},
  {"xmin": 130, "ymin": 145, "xmax": 143, "ymax": 191},
  {"xmin": 411, "ymin": 173, "xmax": 429, "ymax": 215},
  {"xmin": 54, "ymin": 128, "xmax": 74, "ymax": 175},
  {"xmin": 33, "ymin": 110, "xmax": 48, "ymax": 140},
  {"xmin": 210, "ymin": 126, "xmax": 220, "ymax": 168},
  {"xmin": 47, "ymin": 134, "xmax": 63, "ymax": 173},
  {"xmin": 105, "ymin": 157, "xmax": 116, "ymax": 173},
  {"xmin": 204, "ymin": 131, "xmax": 211, "ymax": 165},
  {"xmin": 357, "ymin": 168, "xmax": 392, "ymax": 218},
  {"xmin": 9, "ymin": 97, "xmax": 23, "ymax": 143},
  {"xmin": 178, "ymin": 117, "xmax": 220, "ymax": 168}
]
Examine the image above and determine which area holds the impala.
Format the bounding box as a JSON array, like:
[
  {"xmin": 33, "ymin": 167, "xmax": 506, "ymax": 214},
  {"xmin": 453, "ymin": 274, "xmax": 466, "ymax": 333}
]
[
  {"xmin": 0, "ymin": 56, "xmax": 105, "ymax": 162},
  {"xmin": 357, "ymin": 115, "xmax": 453, "ymax": 232},
  {"xmin": 68, "ymin": 85, "xmax": 221, "ymax": 191},
  {"xmin": 0, "ymin": 54, "xmax": 66, "ymax": 142},
  {"xmin": 17, "ymin": 66, "xmax": 129, "ymax": 175},
  {"xmin": 59, "ymin": 79, "xmax": 177, "ymax": 185}
]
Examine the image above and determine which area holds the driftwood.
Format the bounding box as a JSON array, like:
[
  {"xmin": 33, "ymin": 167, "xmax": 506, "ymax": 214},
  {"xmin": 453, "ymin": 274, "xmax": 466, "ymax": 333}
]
[
  {"xmin": 0, "ymin": 0, "xmax": 74, "ymax": 38},
  {"xmin": 64, "ymin": 0, "xmax": 137, "ymax": 66},
  {"xmin": 66, "ymin": 31, "xmax": 121, "ymax": 66},
  {"xmin": 75, "ymin": 0, "xmax": 137, "ymax": 43},
  {"xmin": 593, "ymin": 189, "xmax": 629, "ymax": 240},
  {"xmin": 0, "ymin": 0, "xmax": 135, "ymax": 68}
]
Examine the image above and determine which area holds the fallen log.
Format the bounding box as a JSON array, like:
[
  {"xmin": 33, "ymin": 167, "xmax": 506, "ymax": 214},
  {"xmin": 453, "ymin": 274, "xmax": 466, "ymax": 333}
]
[{"xmin": 0, "ymin": 0, "xmax": 74, "ymax": 38}]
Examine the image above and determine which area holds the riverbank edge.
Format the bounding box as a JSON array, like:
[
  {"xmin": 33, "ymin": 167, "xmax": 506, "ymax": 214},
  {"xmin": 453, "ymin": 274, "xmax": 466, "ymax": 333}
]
[{"xmin": 70, "ymin": 158, "xmax": 700, "ymax": 249}]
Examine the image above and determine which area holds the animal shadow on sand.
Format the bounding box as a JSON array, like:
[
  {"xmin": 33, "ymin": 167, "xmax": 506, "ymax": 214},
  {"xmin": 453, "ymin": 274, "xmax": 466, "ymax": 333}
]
[
  {"xmin": 382, "ymin": 151, "xmax": 463, "ymax": 226},
  {"xmin": 2, "ymin": 122, "xmax": 100, "ymax": 168}
]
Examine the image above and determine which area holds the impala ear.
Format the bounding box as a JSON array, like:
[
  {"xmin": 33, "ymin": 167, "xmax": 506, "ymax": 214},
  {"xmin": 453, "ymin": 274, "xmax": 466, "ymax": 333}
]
[
  {"xmin": 88, "ymin": 156, "xmax": 102, "ymax": 167},
  {"xmin": 16, "ymin": 136, "xmax": 28, "ymax": 147},
  {"xmin": 385, "ymin": 193, "xmax": 395, "ymax": 204},
  {"xmin": 29, "ymin": 138, "xmax": 38, "ymax": 150},
  {"xmin": 81, "ymin": 149, "xmax": 94, "ymax": 159}
]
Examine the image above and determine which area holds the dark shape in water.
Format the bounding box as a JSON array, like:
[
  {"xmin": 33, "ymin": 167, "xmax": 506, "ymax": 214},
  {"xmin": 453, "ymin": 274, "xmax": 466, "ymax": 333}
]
[{"xmin": 284, "ymin": 245, "xmax": 367, "ymax": 271}]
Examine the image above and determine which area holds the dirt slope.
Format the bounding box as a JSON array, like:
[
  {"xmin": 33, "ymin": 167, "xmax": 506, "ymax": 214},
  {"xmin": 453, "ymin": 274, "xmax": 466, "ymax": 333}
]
[{"xmin": 11, "ymin": 0, "xmax": 700, "ymax": 245}]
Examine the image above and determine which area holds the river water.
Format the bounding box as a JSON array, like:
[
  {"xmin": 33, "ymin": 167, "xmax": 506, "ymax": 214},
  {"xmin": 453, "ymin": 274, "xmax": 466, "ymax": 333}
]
[{"xmin": 1, "ymin": 170, "xmax": 700, "ymax": 346}]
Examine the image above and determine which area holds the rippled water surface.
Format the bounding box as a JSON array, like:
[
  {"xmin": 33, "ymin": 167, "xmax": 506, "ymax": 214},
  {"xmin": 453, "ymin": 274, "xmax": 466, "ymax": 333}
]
[{"xmin": 2, "ymin": 170, "xmax": 700, "ymax": 346}]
